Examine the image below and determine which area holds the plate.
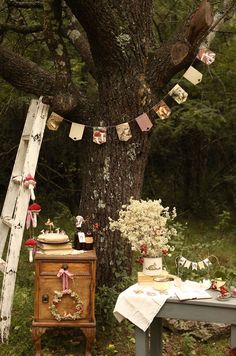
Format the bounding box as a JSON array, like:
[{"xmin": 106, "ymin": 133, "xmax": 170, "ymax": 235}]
[{"xmin": 37, "ymin": 239, "xmax": 70, "ymax": 244}]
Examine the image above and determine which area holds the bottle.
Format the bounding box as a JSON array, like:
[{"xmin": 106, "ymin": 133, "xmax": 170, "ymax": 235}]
[
  {"xmin": 85, "ymin": 230, "xmax": 94, "ymax": 250},
  {"xmin": 74, "ymin": 215, "xmax": 86, "ymax": 250},
  {"xmin": 74, "ymin": 228, "xmax": 86, "ymax": 250}
]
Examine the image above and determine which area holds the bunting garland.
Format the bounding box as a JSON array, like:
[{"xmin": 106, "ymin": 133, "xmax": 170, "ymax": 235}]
[
  {"xmin": 46, "ymin": 46, "xmax": 216, "ymax": 142},
  {"xmin": 176, "ymin": 255, "xmax": 218, "ymax": 272}
]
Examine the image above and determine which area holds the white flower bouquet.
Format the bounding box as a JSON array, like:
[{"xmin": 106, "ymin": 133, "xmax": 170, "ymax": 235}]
[{"xmin": 109, "ymin": 198, "xmax": 177, "ymax": 258}]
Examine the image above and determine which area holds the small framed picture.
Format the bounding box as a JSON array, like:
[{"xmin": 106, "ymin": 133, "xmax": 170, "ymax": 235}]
[
  {"xmin": 197, "ymin": 47, "xmax": 216, "ymax": 65},
  {"xmin": 169, "ymin": 84, "xmax": 188, "ymax": 104},
  {"xmin": 116, "ymin": 122, "xmax": 132, "ymax": 141},
  {"xmin": 93, "ymin": 127, "xmax": 107, "ymax": 144},
  {"xmin": 183, "ymin": 66, "xmax": 203, "ymax": 85},
  {"xmin": 153, "ymin": 100, "xmax": 171, "ymax": 120}
]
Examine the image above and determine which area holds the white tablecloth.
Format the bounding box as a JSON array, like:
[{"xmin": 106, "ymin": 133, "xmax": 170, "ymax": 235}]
[
  {"xmin": 113, "ymin": 284, "xmax": 176, "ymax": 331},
  {"xmin": 113, "ymin": 280, "xmax": 211, "ymax": 331}
]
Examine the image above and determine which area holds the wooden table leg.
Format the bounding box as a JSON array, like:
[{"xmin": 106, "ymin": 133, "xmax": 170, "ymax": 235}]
[
  {"xmin": 32, "ymin": 326, "xmax": 47, "ymax": 356},
  {"xmin": 150, "ymin": 317, "xmax": 163, "ymax": 356},
  {"xmin": 80, "ymin": 327, "xmax": 96, "ymax": 356},
  {"xmin": 135, "ymin": 327, "xmax": 149, "ymax": 356},
  {"xmin": 231, "ymin": 325, "xmax": 236, "ymax": 349}
]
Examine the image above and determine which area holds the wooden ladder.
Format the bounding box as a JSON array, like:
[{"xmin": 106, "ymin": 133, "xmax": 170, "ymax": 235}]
[{"xmin": 0, "ymin": 98, "xmax": 49, "ymax": 341}]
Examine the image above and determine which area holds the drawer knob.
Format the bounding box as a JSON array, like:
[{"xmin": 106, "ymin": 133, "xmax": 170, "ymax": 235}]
[
  {"xmin": 62, "ymin": 263, "xmax": 68, "ymax": 270},
  {"xmin": 42, "ymin": 294, "xmax": 49, "ymax": 303}
]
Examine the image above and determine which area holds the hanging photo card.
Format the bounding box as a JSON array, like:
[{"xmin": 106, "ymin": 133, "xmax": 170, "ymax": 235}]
[
  {"xmin": 168, "ymin": 84, "xmax": 188, "ymax": 104},
  {"xmin": 69, "ymin": 123, "xmax": 85, "ymax": 141},
  {"xmin": 184, "ymin": 260, "xmax": 191, "ymax": 269},
  {"xmin": 203, "ymin": 258, "xmax": 212, "ymax": 267},
  {"xmin": 178, "ymin": 256, "xmax": 187, "ymax": 267},
  {"xmin": 93, "ymin": 127, "xmax": 107, "ymax": 144},
  {"xmin": 47, "ymin": 112, "xmax": 64, "ymax": 131},
  {"xmin": 183, "ymin": 66, "xmax": 203, "ymax": 85},
  {"xmin": 116, "ymin": 122, "xmax": 132, "ymax": 141},
  {"xmin": 191, "ymin": 262, "xmax": 198, "ymax": 270},
  {"xmin": 135, "ymin": 113, "xmax": 153, "ymax": 131},
  {"xmin": 197, "ymin": 47, "xmax": 216, "ymax": 65},
  {"xmin": 198, "ymin": 261, "xmax": 205, "ymax": 270},
  {"xmin": 153, "ymin": 100, "xmax": 171, "ymax": 120}
]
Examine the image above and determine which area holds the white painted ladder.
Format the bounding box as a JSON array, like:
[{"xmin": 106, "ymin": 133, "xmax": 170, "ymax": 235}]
[{"xmin": 0, "ymin": 98, "xmax": 49, "ymax": 341}]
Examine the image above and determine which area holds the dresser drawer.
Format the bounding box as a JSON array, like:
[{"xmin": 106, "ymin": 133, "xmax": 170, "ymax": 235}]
[{"xmin": 39, "ymin": 261, "xmax": 91, "ymax": 276}]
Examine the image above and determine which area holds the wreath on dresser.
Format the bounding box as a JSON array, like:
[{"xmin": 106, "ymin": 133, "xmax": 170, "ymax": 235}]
[{"xmin": 49, "ymin": 289, "xmax": 83, "ymax": 321}]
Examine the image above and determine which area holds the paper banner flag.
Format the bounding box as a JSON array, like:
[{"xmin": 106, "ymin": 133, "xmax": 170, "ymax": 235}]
[
  {"xmin": 116, "ymin": 122, "xmax": 132, "ymax": 141},
  {"xmin": 203, "ymin": 258, "xmax": 212, "ymax": 267},
  {"xmin": 135, "ymin": 113, "xmax": 153, "ymax": 132},
  {"xmin": 197, "ymin": 47, "xmax": 216, "ymax": 65},
  {"xmin": 93, "ymin": 127, "xmax": 107, "ymax": 144},
  {"xmin": 184, "ymin": 260, "xmax": 191, "ymax": 269},
  {"xmin": 153, "ymin": 100, "xmax": 171, "ymax": 120},
  {"xmin": 178, "ymin": 256, "xmax": 187, "ymax": 267},
  {"xmin": 192, "ymin": 262, "xmax": 198, "ymax": 270},
  {"xmin": 198, "ymin": 261, "xmax": 205, "ymax": 270},
  {"xmin": 183, "ymin": 66, "xmax": 203, "ymax": 85},
  {"xmin": 47, "ymin": 112, "xmax": 64, "ymax": 131},
  {"xmin": 69, "ymin": 123, "xmax": 85, "ymax": 141},
  {"xmin": 169, "ymin": 84, "xmax": 188, "ymax": 104}
]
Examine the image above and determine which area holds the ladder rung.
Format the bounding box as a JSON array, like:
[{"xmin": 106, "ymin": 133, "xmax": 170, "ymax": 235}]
[
  {"xmin": 0, "ymin": 259, "xmax": 6, "ymax": 273},
  {"xmin": 1, "ymin": 217, "xmax": 13, "ymax": 228},
  {"xmin": 22, "ymin": 134, "xmax": 30, "ymax": 141}
]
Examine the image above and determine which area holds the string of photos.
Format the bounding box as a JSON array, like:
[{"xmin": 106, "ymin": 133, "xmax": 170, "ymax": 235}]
[
  {"xmin": 46, "ymin": 47, "xmax": 216, "ymax": 144},
  {"xmin": 175, "ymin": 254, "xmax": 221, "ymax": 274}
]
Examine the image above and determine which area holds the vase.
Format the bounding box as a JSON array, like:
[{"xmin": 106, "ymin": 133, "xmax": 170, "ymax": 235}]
[{"xmin": 143, "ymin": 257, "xmax": 162, "ymax": 276}]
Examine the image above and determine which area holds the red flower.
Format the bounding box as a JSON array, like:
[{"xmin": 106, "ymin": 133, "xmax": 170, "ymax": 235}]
[
  {"xmin": 135, "ymin": 256, "xmax": 144, "ymax": 265},
  {"xmin": 93, "ymin": 223, "xmax": 100, "ymax": 231},
  {"xmin": 140, "ymin": 244, "xmax": 147, "ymax": 255},
  {"xmin": 161, "ymin": 248, "xmax": 169, "ymax": 256}
]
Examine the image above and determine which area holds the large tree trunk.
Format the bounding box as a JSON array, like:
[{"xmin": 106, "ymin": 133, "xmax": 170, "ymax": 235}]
[
  {"xmin": 66, "ymin": 0, "xmax": 156, "ymax": 285},
  {"xmin": 79, "ymin": 70, "xmax": 151, "ymax": 285},
  {"xmin": 0, "ymin": 0, "xmax": 222, "ymax": 286},
  {"xmin": 67, "ymin": 0, "xmax": 214, "ymax": 285}
]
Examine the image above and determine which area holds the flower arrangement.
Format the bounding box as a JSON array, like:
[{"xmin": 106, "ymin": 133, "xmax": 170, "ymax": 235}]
[{"xmin": 109, "ymin": 198, "xmax": 177, "ymax": 259}]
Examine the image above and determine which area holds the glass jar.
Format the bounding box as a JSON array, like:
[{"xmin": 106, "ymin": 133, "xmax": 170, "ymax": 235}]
[{"xmin": 85, "ymin": 230, "xmax": 94, "ymax": 250}]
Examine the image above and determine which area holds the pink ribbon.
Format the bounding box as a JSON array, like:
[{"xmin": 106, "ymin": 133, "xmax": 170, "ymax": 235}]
[
  {"xmin": 57, "ymin": 268, "xmax": 74, "ymax": 293},
  {"xmin": 26, "ymin": 211, "xmax": 34, "ymax": 230}
]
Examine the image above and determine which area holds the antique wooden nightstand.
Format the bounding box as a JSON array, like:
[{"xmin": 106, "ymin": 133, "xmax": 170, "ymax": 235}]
[{"xmin": 32, "ymin": 251, "xmax": 96, "ymax": 356}]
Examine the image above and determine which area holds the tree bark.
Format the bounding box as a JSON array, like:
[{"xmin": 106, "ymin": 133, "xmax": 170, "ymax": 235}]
[
  {"xmin": 0, "ymin": 0, "xmax": 223, "ymax": 286},
  {"xmin": 65, "ymin": 0, "xmax": 215, "ymax": 285}
]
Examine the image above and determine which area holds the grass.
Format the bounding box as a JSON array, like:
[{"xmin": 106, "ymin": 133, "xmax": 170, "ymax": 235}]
[{"xmin": 0, "ymin": 221, "xmax": 235, "ymax": 355}]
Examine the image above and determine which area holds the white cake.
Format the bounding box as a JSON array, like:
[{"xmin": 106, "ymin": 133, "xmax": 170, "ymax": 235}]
[{"xmin": 37, "ymin": 232, "xmax": 69, "ymax": 243}]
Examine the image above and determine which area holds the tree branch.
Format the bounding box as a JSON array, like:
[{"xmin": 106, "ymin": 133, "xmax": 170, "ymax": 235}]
[
  {"xmin": 7, "ymin": 0, "xmax": 43, "ymax": 9},
  {"xmin": 147, "ymin": 0, "xmax": 214, "ymax": 93},
  {"xmin": 201, "ymin": 0, "xmax": 236, "ymax": 48},
  {"xmin": 43, "ymin": 0, "xmax": 71, "ymax": 89},
  {"xmin": 42, "ymin": 0, "xmax": 91, "ymax": 114},
  {"xmin": 62, "ymin": 2, "xmax": 96, "ymax": 78},
  {"xmin": 0, "ymin": 23, "xmax": 43, "ymax": 34},
  {"xmin": 0, "ymin": 45, "xmax": 90, "ymax": 116},
  {"xmin": 0, "ymin": 45, "xmax": 55, "ymax": 95},
  {"xmin": 65, "ymin": 0, "xmax": 153, "ymax": 69}
]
